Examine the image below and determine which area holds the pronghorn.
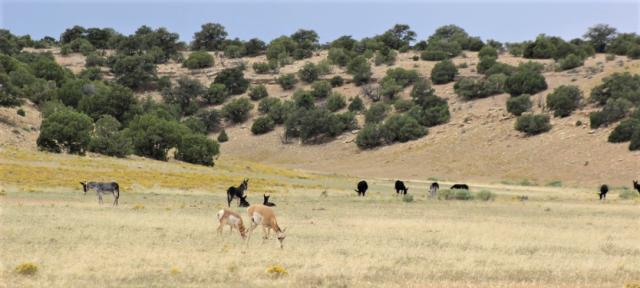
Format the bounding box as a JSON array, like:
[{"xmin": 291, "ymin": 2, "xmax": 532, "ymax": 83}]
[
  {"xmin": 247, "ymin": 204, "xmax": 286, "ymax": 248},
  {"xmin": 216, "ymin": 209, "xmax": 247, "ymax": 239}
]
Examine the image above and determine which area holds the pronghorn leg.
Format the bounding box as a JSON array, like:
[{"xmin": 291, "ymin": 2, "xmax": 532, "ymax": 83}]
[{"xmin": 217, "ymin": 220, "xmax": 227, "ymax": 236}]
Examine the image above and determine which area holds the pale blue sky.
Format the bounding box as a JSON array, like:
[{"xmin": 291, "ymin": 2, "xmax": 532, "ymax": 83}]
[{"xmin": 1, "ymin": 0, "xmax": 638, "ymax": 43}]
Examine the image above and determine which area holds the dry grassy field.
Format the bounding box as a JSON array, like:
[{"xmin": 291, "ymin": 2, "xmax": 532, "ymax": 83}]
[{"xmin": 1, "ymin": 148, "xmax": 639, "ymax": 288}]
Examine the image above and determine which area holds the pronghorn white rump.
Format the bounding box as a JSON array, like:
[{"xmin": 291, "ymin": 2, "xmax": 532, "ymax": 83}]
[
  {"xmin": 216, "ymin": 209, "xmax": 247, "ymax": 239},
  {"xmin": 247, "ymin": 204, "xmax": 286, "ymax": 248}
]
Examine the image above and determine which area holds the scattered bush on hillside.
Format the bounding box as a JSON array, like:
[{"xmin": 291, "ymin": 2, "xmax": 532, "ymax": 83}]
[
  {"xmin": 175, "ymin": 134, "xmax": 219, "ymax": 166},
  {"xmin": 478, "ymin": 46, "xmax": 498, "ymax": 58},
  {"xmin": 214, "ymin": 67, "xmax": 249, "ymax": 95},
  {"xmin": 217, "ymin": 129, "xmax": 229, "ymax": 142},
  {"xmin": 557, "ymin": 54, "xmax": 584, "ymax": 71},
  {"xmin": 515, "ymin": 114, "xmax": 551, "ymax": 135},
  {"xmin": 125, "ymin": 113, "xmax": 190, "ymax": 160},
  {"xmin": 37, "ymin": 109, "xmax": 94, "ymax": 154},
  {"xmin": 298, "ymin": 62, "xmax": 319, "ymax": 83},
  {"xmin": 431, "ymin": 60, "xmax": 458, "ymax": 84},
  {"xmin": 608, "ymin": 118, "xmax": 640, "ymax": 143},
  {"xmin": 348, "ymin": 96, "xmax": 365, "ymax": 112},
  {"xmin": 330, "ymin": 75, "xmax": 344, "ymax": 87},
  {"xmin": 253, "ymin": 62, "xmax": 275, "ymax": 74},
  {"xmin": 380, "ymin": 114, "xmax": 427, "ymax": 143},
  {"xmin": 310, "ymin": 81, "xmax": 332, "ymax": 99},
  {"xmin": 277, "ymin": 73, "xmax": 298, "ymax": 90},
  {"xmin": 325, "ymin": 92, "xmax": 346, "ymax": 112},
  {"xmin": 251, "ymin": 116, "xmax": 276, "ymax": 135},
  {"xmin": 161, "ymin": 77, "xmax": 204, "ymax": 116},
  {"xmin": 590, "ymin": 98, "xmax": 632, "ymax": 128},
  {"xmin": 89, "ymin": 115, "xmax": 132, "ymax": 157},
  {"xmin": 546, "ymin": 85, "xmax": 582, "ymax": 117},
  {"xmin": 347, "ymin": 56, "xmax": 372, "ymax": 86},
  {"xmin": 205, "ymin": 83, "xmax": 228, "ymax": 105},
  {"xmin": 506, "ymin": 94, "xmax": 532, "ymax": 116},
  {"xmin": 248, "ymin": 84, "xmax": 269, "ymax": 101},
  {"xmin": 504, "ymin": 64, "xmax": 548, "ymax": 96},
  {"xmin": 222, "ymin": 97, "xmax": 254, "ymax": 123},
  {"xmin": 356, "ymin": 124, "xmax": 382, "ymax": 149},
  {"xmin": 365, "ymin": 102, "xmax": 389, "ymax": 124},
  {"xmin": 183, "ymin": 51, "xmax": 214, "ymax": 69}
]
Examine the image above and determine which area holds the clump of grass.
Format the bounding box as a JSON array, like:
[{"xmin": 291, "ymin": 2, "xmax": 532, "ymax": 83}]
[
  {"xmin": 170, "ymin": 267, "xmax": 181, "ymax": 275},
  {"xmin": 476, "ymin": 190, "xmax": 495, "ymax": 201},
  {"xmin": 438, "ymin": 189, "xmax": 473, "ymax": 200},
  {"xmin": 132, "ymin": 204, "xmax": 145, "ymax": 210},
  {"xmin": 402, "ymin": 194, "xmax": 414, "ymax": 203},
  {"xmin": 320, "ymin": 190, "xmax": 328, "ymax": 198},
  {"xmin": 619, "ymin": 188, "xmax": 639, "ymax": 200},
  {"xmin": 15, "ymin": 262, "xmax": 38, "ymax": 276},
  {"xmin": 625, "ymin": 282, "xmax": 640, "ymax": 288},
  {"xmin": 519, "ymin": 179, "xmax": 535, "ymax": 186},
  {"xmin": 266, "ymin": 264, "xmax": 288, "ymax": 278},
  {"xmin": 545, "ymin": 180, "xmax": 562, "ymax": 187}
]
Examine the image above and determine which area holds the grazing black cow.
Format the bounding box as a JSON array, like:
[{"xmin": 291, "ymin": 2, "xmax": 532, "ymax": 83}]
[
  {"xmin": 395, "ymin": 180, "xmax": 408, "ymax": 195},
  {"xmin": 263, "ymin": 194, "xmax": 276, "ymax": 207},
  {"xmin": 355, "ymin": 180, "xmax": 368, "ymax": 197},
  {"xmin": 450, "ymin": 184, "xmax": 469, "ymax": 190},
  {"xmin": 80, "ymin": 181, "xmax": 120, "ymax": 206},
  {"xmin": 227, "ymin": 178, "xmax": 249, "ymax": 207},
  {"xmin": 599, "ymin": 184, "xmax": 609, "ymax": 200},
  {"xmin": 634, "ymin": 180, "xmax": 640, "ymax": 194},
  {"xmin": 429, "ymin": 182, "xmax": 439, "ymax": 198}
]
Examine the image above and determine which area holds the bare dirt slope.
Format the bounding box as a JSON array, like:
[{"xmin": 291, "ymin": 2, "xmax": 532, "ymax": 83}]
[{"xmin": 5, "ymin": 49, "xmax": 640, "ymax": 187}]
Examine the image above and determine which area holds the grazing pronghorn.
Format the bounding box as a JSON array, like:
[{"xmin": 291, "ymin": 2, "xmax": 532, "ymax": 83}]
[
  {"xmin": 216, "ymin": 209, "xmax": 247, "ymax": 239},
  {"xmin": 263, "ymin": 194, "xmax": 276, "ymax": 207},
  {"xmin": 80, "ymin": 181, "xmax": 120, "ymax": 206},
  {"xmin": 247, "ymin": 204, "xmax": 286, "ymax": 248}
]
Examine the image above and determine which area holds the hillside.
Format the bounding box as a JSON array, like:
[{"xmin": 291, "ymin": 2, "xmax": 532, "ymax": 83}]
[{"xmin": 2, "ymin": 47, "xmax": 638, "ymax": 187}]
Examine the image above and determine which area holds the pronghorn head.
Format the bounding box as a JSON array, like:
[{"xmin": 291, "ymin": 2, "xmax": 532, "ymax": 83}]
[
  {"xmin": 276, "ymin": 228, "xmax": 287, "ymax": 249},
  {"xmin": 79, "ymin": 182, "xmax": 87, "ymax": 194}
]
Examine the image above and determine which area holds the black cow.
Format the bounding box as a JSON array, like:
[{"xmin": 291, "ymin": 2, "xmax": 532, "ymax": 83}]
[
  {"xmin": 429, "ymin": 182, "xmax": 439, "ymax": 198},
  {"xmin": 634, "ymin": 180, "xmax": 640, "ymax": 195},
  {"xmin": 450, "ymin": 184, "xmax": 469, "ymax": 190},
  {"xmin": 395, "ymin": 180, "xmax": 408, "ymax": 195},
  {"xmin": 355, "ymin": 180, "xmax": 368, "ymax": 197},
  {"xmin": 599, "ymin": 184, "xmax": 609, "ymax": 200}
]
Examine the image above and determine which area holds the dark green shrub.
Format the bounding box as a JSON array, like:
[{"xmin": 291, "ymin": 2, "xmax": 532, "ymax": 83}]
[
  {"xmin": 425, "ymin": 38, "xmax": 462, "ymax": 58},
  {"xmin": 356, "ymin": 124, "xmax": 382, "ymax": 149},
  {"xmin": 484, "ymin": 62, "xmax": 515, "ymax": 76},
  {"xmin": 608, "ymin": 118, "xmax": 640, "ymax": 143},
  {"xmin": 161, "ymin": 77, "xmax": 204, "ymax": 116},
  {"xmin": 431, "ymin": 60, "xmax": 458, "ymax": 84},
  {"xmin": 546, "ymin": 85, "xmax": 582, "ymax": 117},
  {"xmin": 627, "ymin": 46, "xmax": 640, "ymax": 59},
  {"xmin": 284, "ymin": 107, "xmax": 352, "ymax": 142},
  {"xmin": 454, "ymin": 77, "xmax": 504, "ymax": 100},
  {"xmin": 590, "ymin": 98, "xmax": 633, "ymax": 128},
  {"xmin": 420, "ymin": 50, "xmax": 448, "ymax": 61},
  {"xmin": 125, "ymin": 113, "xmax": 190, "ymax": 160},
  {"xmin": 89, "ymin": 115, "xmax": 131, "ymax": 157},
  {"xmin": 277, "ymin": 73, "xmax": 298, "ymax": 90},
  {"xmin": 293, "ymin": 89, "xmax": 315, "ymax": 109},
  {"xmin": 248, "ymin": 84, "xmax": 268, "ymax": 101},
  {"xmin": 252, "ymin": 62, "xmax": 274, "ymax": 74},
  {"xmin": 37, "ymin": 109, "xmax": 93, "ymax": 154},
  {"xmin": 85, "ymin": 53, "xmax": 105, "ymax": 67},
  {"xmin": 393, "ymin": 99, "xmax": 415, "ymax": 112},
  {"xmin": 310, "ymin": 80, "xmax": 332, "ymax": 99},
  {"xmin": 222, "ymin": 98, "xmax": 254, "ymax": 123},
  {"xmin": 347, "ymin": 56, "xmax": 372, "ymax": 86},
  {"xmin": 251, "ymin": 116, "xmax": 275, "ymax": 135},
  {"xmin": 16, "ymin": 108, "xmax": 25, "ymax": 117},
  {"xmin": 476, "ymin": 190, "xmax": 495, "ymax": 201},
  {"xmin": 348, "ymin": 96, "xmax": 365, "ymax": 112},
  {"xmin": 110, "ymin": 55, "xmax": 157, "ymax": 90},
  {"xmin": 205, "ymin": 83, "xmax": 228, "ymax": 105},
  {"xmin": 258, "ymin": 97, "xmax": 281, "ymax": 114},
  {"xmin": 195, "ymin": 109, "xmax": 222, "ymax": 132},
  {"xmin": 584, "ymin": 24, "xmax": 617, "ymax": 53},
  {"xmin": 217, "ymin": 129, "xmax": 228, "ymax": 142},
  {"xmin": 506, "ymin": 94, "xmax": 532, "ymax": 116},
  {"xmin": 175, "ymin": 134, "xmax": 219, "ymax": 166},
  {"xmin": 268, "ymin": 100, "xmax": 294, "ymax": 124},
  {"xmin": 328, "ymin": 48, "xmax": 350, "ymax": 66},
  {"xmin": 330, "ymin": 75, "xmax": 344, "ymax": 87},
  {"xmin": 78, "ymin": 67, "xmax": 102, "ymax": 80},
  {"xmin": 478, "ymin": 46, "xmax": 498, "ymax": 58},
  {"xmin": 557, "ymin": 54, "xmax": 583, "ymax": 71},
  {"xmin": 298, "ymin": 62, "xmax": 319, "ymax": 83},
  {"xmin": 182, "ymin": 117, "xmax": 207, "ymax": 134},
  {"xmin": 380, "ymin": 114, "xmax": 426, "ymax": 143},
  {"xmin": 244, "ymin": 38, "xmax": 266, "ymax": 56},
  {"xmin": 224, "ymin": 45, "xmax": 245, "ymax": 58},
  {"xmin": 515, "ymin": 114, "xmax": 551, "ymax": 135},
  {"xmin": 325, "ymin": 92, "xmax": 346, "ymax": 112},
  {"xmin": 504, "ymin": 67, "xmax": 548, "ymax": 96},
  {"xmin": 374, "ymin": 47, "xmax": 397, "ymax": 66},
  {"xmin": 183, "ymin": 51, "xmax": 214, "ymax": 69},
  {"xmin": 214, "ymin": 68, "xmax": 249, "ymax": 95},
  {"xmin": 365, "ymin": 102, "xmax": 389, "ymax": 124},
  {"xmin": 630, "ymin": 128, "xmax": 640, "ymax": 150},
  {"xmin": 191, "ymin": 22, "xmax": 228, "ymax": 51},
  {"xmin": 590, "ymin": 72, "xmax": 640, "ymax": 106}
]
